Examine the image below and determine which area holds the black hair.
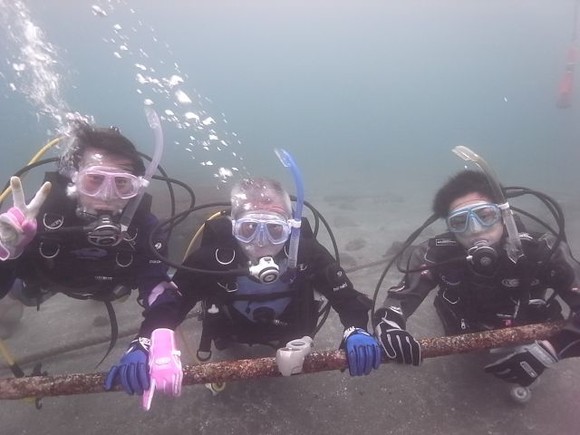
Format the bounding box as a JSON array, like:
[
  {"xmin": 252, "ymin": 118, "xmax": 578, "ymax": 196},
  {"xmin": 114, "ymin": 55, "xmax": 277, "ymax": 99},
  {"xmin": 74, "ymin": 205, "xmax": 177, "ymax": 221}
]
[
  {"xmin": 60, "ymin": 122, "xmax": 146, "ymax": 176},
  {"xmin": 432, "ymin": 170, "xmax": 499, "ymax": 218}
]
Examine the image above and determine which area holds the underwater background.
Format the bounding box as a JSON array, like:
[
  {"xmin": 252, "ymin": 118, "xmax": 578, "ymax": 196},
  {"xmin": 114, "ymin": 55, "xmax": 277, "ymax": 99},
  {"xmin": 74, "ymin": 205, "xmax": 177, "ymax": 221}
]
[
  {"xmin": 2, "ymin": 0, "xmax": 579, "ymax": 201},
  {"xmin": 1, "ymin": 1, "xmax": 579, "ymax": 434}
]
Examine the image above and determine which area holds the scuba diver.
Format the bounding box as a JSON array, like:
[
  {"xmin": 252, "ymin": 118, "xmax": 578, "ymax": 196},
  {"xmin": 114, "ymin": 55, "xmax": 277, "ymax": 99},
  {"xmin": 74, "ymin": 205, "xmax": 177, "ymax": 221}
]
[
  {"xmin": 105, "ymin": 170, "xmax": 381, "ymax": 410},
  {"xmin": 0, "ymin": 117, "xmax": 174, "ymax": 360},
  {"xmin": 373, "ymin": 148, "xmax": 580, "ymax": 398}
]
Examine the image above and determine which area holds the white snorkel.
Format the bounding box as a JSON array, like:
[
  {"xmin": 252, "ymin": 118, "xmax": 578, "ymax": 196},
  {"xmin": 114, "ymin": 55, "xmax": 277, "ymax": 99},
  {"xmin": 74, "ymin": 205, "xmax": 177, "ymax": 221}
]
[
  {"xmin": 452, "ymin": 145, "xmax": 524, "ymax": 264},
  {"xmin": 274, "ymin": 148, "xmax": 304, "ymax": 272},
  {"xmin": 119, "ymin": 106, "xmax": 164, "ymax": 233}
]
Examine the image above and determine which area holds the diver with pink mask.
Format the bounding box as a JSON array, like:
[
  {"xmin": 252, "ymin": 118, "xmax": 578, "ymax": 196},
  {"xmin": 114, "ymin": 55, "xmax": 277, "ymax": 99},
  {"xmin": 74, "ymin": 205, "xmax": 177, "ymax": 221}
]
[
  {"xmin": 0, "ymin": 115, "xmax": 181, "ymax": 393},
  {"xmin": 0, "ymin": 120, "xmax": 168, "ymax": 302}
]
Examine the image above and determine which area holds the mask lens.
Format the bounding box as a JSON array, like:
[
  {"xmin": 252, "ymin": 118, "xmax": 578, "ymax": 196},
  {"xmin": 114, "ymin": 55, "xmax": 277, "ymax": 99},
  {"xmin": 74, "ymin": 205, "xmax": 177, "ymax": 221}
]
[
  {"xmin": 115, "ymin": 176, "xmax": 133, "ymax": 196},
  {"xmin": 473, "ymin": 204, "xmax": 501, "ymax": 227},
  {"xmin": 112, "ymin": 175, "xmax": 140, "ymax": 199},
  {"xmin": 236, "ymin": 220, "xmax": 259, "ymax": 243},
  {"xmin": 265, "ymin": 222, "xmax": 289, "ymax": 244},
  {"xmin": 447, "ymin": 210, "xmax": 469, "ymax": 233},
  {"xmin": 80, "ymin": 173, "xmax": 106, "ymax": 196}
]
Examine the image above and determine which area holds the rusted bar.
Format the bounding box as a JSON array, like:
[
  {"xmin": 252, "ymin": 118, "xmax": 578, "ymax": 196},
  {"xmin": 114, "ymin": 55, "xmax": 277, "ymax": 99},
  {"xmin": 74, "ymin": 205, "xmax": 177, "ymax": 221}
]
[
  {"xmin": 420, "ymin": 320, "xmax": 565, "ymax": 358},
  {"xmin": 0, "ymin": 321, "xmax": 565, "ymax": 400}
]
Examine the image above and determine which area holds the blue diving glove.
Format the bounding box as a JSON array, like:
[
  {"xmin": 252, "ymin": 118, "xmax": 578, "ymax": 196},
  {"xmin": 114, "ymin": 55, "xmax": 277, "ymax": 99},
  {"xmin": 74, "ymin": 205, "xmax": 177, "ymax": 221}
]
[
  {"xmin": 341, "ymin": 327, "xmax": 382, "ymax": 376},
  {"xmin": 484, "ymin": 341, "xmax": 558, "ymax": 387},
  {"xmin": 104, "ymin": 337, "xmax": 151, "ymax": 395},
  {"xmin": 375, "ymin": 307, "xmax": 421, "ymax": 366}
]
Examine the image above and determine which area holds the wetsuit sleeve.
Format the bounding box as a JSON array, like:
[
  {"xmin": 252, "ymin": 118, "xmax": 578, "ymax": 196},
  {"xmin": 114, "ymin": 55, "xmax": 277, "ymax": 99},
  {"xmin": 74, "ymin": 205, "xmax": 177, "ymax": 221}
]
[
  {"xmin": 303, "ymin": 237, "xmax": 371, "ymax": 330},
  {"xmin": 171, "ymin": 249, "xmax": 212, "ymax": 310},
  {"xmin": 138, "ymin": 245, "xmax": 221, "ymax": 337},
  {"xmin": 140, "ymin": 216, "xmax": 237, "ymax": 338},
  {"xmin": 538, "ymin": 237, "xmax": 580, "ymax": 358},
  {"xmin": 134, "ymin": 213, "xmax": 184, "ymax": 337},
  {"xmin": 138, "ymin": 283, "xmax": 186, "ymax": 337},
  {"xmin": 375, "ymin": 240, "xmax": 438, "ymax": 325}
]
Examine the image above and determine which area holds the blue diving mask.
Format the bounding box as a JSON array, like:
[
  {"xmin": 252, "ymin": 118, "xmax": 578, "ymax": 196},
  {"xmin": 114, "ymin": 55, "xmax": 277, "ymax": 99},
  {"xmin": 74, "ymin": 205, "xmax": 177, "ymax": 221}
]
[
  {"xmin": 232, "ymin": 213, "xmax": 291, "ymax": 246},
  {"xmin": 447, "ymin": 203, "xmax": 501, "ymax": 234}
]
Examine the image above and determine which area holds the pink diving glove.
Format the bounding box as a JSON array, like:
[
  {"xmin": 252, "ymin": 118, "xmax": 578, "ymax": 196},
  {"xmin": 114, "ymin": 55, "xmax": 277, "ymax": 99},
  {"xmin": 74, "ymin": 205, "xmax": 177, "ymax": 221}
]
[
  {"xmin": 142, "ymin": 328, "xmax": 183, "ymax": 411},
  {"xmin": 0, "ymin": 177, "xmax": 51, "ymax": 261}
]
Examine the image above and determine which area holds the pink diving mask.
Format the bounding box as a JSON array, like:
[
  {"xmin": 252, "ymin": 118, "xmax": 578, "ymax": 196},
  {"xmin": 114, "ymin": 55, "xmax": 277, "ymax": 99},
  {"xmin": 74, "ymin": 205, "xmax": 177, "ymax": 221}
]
[{"xmin": 74, "ymin": 166, "xmax": 145, "ymax": 200}]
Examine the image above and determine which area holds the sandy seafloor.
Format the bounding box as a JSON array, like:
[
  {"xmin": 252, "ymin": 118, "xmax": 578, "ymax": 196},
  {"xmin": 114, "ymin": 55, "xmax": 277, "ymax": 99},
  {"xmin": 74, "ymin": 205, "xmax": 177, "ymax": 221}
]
[{"xmin": 0, "ymin": 184, "xmax": 578, "ymax": 435}]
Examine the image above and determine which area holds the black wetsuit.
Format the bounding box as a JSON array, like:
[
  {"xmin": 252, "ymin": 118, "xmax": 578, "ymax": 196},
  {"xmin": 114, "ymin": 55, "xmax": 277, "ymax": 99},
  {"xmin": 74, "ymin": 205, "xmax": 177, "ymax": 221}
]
[
  {"xmin": 139, "ymin": 216, "xmax": 371, "ymax": 349},
  {"xmin": 379, "ymin": 231, "xmax": 580, "ymax": 358},
  {"xmin": 0, "ymin": 172, "xmax": 169, "ymax": 304}
]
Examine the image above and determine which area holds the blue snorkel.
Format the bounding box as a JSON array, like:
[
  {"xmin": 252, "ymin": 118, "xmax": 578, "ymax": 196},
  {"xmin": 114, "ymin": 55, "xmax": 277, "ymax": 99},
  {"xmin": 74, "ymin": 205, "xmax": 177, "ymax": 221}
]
[
  {"xmin": 119, "ymin": 106, "xmax": 164, "ymax": 233},
  {"xmin": 275, "ymin": 148, "xmax": 304, "ymax": 272}
]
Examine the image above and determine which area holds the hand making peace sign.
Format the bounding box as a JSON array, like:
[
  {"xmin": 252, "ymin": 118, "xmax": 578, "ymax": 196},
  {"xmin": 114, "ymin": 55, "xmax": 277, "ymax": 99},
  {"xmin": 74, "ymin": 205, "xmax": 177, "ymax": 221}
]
[{"xmin": 0, "ymin": 176, "xmax": 51, "ymax": 260}]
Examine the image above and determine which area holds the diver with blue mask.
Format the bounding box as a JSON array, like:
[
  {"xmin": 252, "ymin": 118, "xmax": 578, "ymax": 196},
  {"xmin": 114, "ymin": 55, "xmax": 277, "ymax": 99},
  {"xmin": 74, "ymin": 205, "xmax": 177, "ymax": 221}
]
[
  {"xmin": 446, "ymin": 196, "xmax": 504, "ymax": 276},
  {"xmin": 176, "ymin": 175, "xmax": 378, "ymax": 365},
  {"xmin": 373, "ymin": 155, "xmax": 580, "ymax": 398},
  {"xmin": 108, "ymin": 165, "xmax": 381, "ymax": 408}
]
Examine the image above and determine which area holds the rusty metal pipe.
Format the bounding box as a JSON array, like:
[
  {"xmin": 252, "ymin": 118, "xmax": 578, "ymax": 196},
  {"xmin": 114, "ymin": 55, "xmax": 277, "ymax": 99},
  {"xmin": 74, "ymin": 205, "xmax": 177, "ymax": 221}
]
[{"xmin": 0, "ymin": 321, "xmax": 565, "ymax": 400}]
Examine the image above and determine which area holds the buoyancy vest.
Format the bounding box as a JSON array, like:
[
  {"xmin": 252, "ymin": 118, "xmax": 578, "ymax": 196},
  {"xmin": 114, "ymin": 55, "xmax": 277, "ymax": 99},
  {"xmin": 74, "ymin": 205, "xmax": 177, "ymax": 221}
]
[
  {"xmin": 233, "ymin": 259, "xmax": 293, "ymax": 322},
  {"xmin": 196, "ymin": 216, "xmax": 319, "ymax": 353},
  {"xmin": 17, "ymin": 172, "xmax": 154, "ymax": 301},
  {"xmin": 428, "ymin": 233, "xmax": 561, "ymax": 329}
]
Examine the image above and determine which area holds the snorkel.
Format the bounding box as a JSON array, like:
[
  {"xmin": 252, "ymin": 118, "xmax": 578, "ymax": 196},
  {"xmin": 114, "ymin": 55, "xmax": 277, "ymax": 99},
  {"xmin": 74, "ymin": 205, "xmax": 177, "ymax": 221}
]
[
  {"xmin": 452, "ymin": 145, "xmax": 524, "ymax": 264},
  {"xmin": 274, "ymin": 148, "xmax": 304, "ymax": 273},
  {"xmin": 118, "ymin": 106, "xmax": 164, "ymax": 234}
]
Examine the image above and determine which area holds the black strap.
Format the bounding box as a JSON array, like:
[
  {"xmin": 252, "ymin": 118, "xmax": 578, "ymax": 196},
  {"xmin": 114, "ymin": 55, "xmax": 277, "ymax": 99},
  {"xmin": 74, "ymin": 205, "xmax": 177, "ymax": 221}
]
[{"xmin": 95, "ymin": 300, "xmax": 118, "ymax": 368}]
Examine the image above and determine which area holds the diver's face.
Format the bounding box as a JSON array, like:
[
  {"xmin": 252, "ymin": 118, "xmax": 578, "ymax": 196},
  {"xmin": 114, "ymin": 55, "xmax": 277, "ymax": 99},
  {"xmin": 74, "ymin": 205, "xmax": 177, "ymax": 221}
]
[
  {"xmin": 448, "ymin": 193, "xmax": 504, "ymax": 250},
  {"xmin": 233, "ymin": 211, "xmax": 290, "ymax": 262},
  {"xmin": 74, "ymin": 147, "xmax": 137, "ymax": 215}
]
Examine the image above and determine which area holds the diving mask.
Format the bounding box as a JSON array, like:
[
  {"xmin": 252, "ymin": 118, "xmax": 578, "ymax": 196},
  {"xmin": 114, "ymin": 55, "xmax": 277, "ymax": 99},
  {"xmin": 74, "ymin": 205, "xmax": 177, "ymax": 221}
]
[
  {"xmin": 232, "ymin": 213, "xmax": 291, "ymax": 246},
  {"xmin": 75, "ymin": 166, "xmax": 145, "ymax": 200},
  {"xmin": 447, "ymin": 203, "xmax": 501, "ymax": 233}
]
